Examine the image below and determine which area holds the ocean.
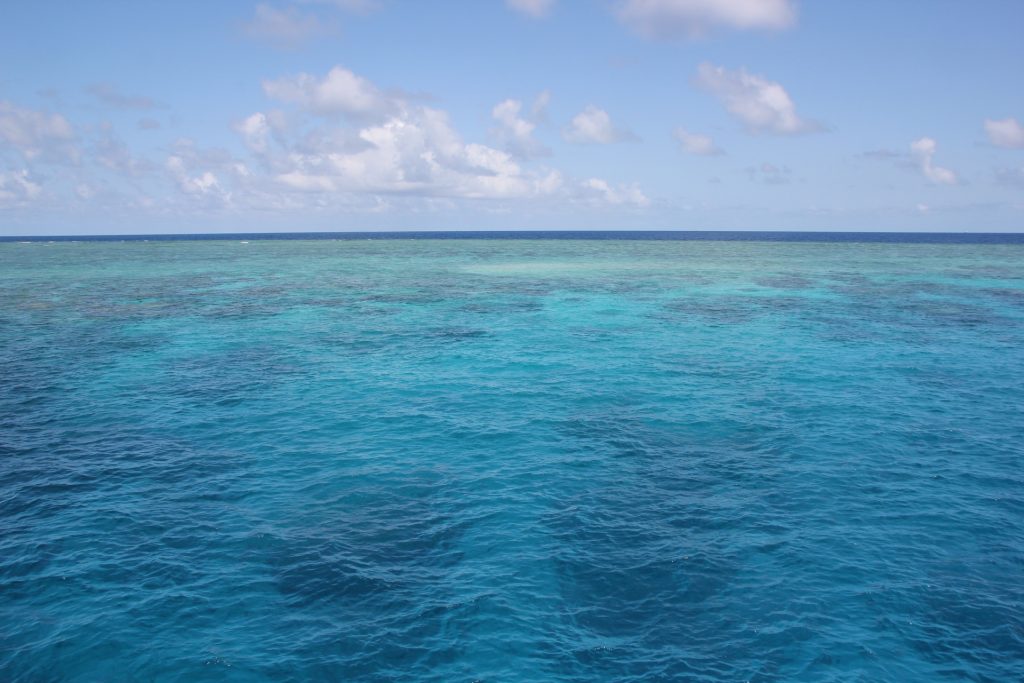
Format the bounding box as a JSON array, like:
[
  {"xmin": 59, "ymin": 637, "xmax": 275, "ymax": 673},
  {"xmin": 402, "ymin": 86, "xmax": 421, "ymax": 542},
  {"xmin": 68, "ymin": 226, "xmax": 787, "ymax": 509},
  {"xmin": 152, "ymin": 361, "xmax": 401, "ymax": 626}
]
[{"xmin": 1, "ymin": 233, "xmax": 1022, "ymax": 681}]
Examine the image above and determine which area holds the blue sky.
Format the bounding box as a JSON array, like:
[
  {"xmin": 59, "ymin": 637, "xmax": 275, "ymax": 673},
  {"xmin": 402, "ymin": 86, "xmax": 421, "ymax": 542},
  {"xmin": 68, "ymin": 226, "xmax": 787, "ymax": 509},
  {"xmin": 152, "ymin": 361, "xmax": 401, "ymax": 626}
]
[{"xmin": 1, "ymin": 0, "xmax": 1022, "ymax": 234}]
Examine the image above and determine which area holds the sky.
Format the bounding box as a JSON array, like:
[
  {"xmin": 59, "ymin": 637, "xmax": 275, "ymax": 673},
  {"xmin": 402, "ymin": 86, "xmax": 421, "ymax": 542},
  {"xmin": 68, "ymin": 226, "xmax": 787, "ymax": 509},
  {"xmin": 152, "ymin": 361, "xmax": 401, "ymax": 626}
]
[{"xmin": 0, "ymin": 0, "xmax": 1022, "ymax": 235}]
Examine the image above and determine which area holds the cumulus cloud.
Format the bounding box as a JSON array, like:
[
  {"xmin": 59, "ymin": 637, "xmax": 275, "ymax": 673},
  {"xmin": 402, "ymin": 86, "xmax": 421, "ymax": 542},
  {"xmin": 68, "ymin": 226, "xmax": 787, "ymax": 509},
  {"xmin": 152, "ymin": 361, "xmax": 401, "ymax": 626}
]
[
  {"xmin": 0, "ymin": 169, "xmax": 42, "ymax": 206},
  {"xmin": 167, "ymin": 155, "xmax": 222, "ymax": 195},
  {"xmin": 580, "ymin": 178, "xmax": 650, "ymax": 207},
  {"xmin": 0, "ymin": 101, "xmax": 78, "ymax": 164},
  {"xmin": 491, "ymin": 96, "xmax": 549, "ymax": 158},
  {"xmin": 236, "ymin": 112, "xmax": 272, "ymax": 154},
  {"xmin": 506, "ymin": 0, "xmax": 555, "ymax": 18},
  {"xmin": 243, "ymin": 3, "xmax": 334, "ymax": 49},
  {"xmin": 160, "ymin": 138, "xmax": 259, "ymax": 209},
  {"xmin": 984, "ymin": 117, "xmax": 1024, "ymax": 149},
  {"xmin": 910, "ymin": 137, "xmax": 958, "ymax": 185},
  {"xmin": 274, "ymin": 105, "xmax": 565, "ymax": 199},
  {"xmin": 617, "ymin": 0, "xmax": 796, "ymax": 39},
  {"xmin": 674, "ymin": 127, "xmax": 722, "ymax": 155},
  {"xmin": 263, "ymin": 66, "xmax": 390, "ymax": 117},
  {"xmin": 0, "ymin": 67, "xmax": 649, "ymax": 217},
  {"xmin": 563, "ymin": 106, "xmax": 634, "ymax": 144},
  {"xmin": 695, "ymin": 63, "xmax": 819, "ymax": 135},
  {"xmin": 243, "ymin": 67, "xmax": 647, "ymax": 207}
]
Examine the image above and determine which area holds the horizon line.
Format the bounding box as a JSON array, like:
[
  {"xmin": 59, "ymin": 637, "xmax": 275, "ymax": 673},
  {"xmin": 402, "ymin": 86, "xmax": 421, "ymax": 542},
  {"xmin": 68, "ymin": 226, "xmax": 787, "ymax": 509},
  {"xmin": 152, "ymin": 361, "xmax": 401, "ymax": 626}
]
[
  {"xmin": 3, "ymin": 229, "xmax": 1024, "ymax": 243},
  {"xmin": 4, "ymin": 228, "xmax": 1024, "ymax": 235}
]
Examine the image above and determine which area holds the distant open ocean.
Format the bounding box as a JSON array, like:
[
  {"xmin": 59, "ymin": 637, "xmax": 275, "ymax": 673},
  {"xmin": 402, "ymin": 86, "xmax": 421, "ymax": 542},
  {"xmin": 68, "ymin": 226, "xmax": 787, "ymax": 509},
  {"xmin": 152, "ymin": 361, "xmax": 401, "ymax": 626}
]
[
  {"xmin": 4, "ymin": 229, "xmax": 1024, "ymax": 243},
  {"xmin": 2, "ymin": 232, "xmax": 1022, "ymax": 681}
]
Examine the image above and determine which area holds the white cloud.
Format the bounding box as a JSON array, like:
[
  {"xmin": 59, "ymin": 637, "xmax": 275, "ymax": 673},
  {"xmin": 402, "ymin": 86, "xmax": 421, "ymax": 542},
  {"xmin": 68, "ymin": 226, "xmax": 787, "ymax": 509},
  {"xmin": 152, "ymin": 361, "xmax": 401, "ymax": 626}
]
[
  {"xmin": 236, "ymin": 112, "xmax": 271, "ymax": 154},
  {"xmin": 0, "ymin": 65, "xmax": 644, "ymax": 217},
  {"xmin": 491, "ymin": 96, "xmax": 549, "ymax": 157},
  {"xmin": 506, "ymin": 0, "xmax": 555, "ymax": 18},
  {"xmin": 674, "ymin": 127, "xmax": 722, "ymax": 155},
  {"xmin": 250, "ymin": 66, "xmax": 647, "ymax": 207},
  {"xmin": 243, "ymin": 3, "xmax": 334, "ymax": 49},
  {"xmin": 910, "ymin": 137, "xmax": 958, "ymax": 185},
  {"xmin": 695, "ymin": 62, "xmax": 819, "ymax": 135},
  {"xmin": 0, "ymin": 66, "xmax": 649, "ymax": 218},
  {"xmin": 0, "ymin": 169, "xmax": 42, "ymax": 206},
  {"xmin": 617, "ymin": 0, "xmax": 796, "ymax": 39},
  {"xmin": 275, "ymin": 104, "xmax": 564, "ymax": 199},
  {"xmin": 161, "ymin": 139, "xmax": 252, "ymax": 208},
  {"xmin": 263, "ymin": 66, "xmax": 390, "ymax": 117},
  {"xmin": 581, "ymin": 178, "xmax": 650, "ymax": 207},
  {"xmin": 984, "ymin": 117, "xmax": 1024, "ymax": 149},
  {"xmin": 0, "ymin": 101, "xmax": 78, "ymax": 163},
  {"xmin": 563, "ymin": 105, "xmax": 633, "ymax": 144},
  {"xmin": 167, "ymin": 156, "xmax": 222, "ymax": 195}
]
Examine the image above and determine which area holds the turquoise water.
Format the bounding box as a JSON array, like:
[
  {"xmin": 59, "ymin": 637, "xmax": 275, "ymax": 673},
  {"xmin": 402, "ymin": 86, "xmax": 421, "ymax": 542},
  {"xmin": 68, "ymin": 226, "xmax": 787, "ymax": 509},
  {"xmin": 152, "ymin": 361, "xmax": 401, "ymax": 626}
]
[{"xmin": 1, "ymin": 237, "xmax": 1022, "ymax": 681}]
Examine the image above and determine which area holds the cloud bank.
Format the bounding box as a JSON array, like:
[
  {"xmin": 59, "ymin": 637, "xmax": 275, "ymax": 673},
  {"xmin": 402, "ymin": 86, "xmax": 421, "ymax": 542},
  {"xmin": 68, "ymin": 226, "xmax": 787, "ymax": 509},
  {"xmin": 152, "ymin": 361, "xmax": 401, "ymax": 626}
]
[{"xmin": 250, "ymin": 66, "xmax": 647, "ymax": 206}]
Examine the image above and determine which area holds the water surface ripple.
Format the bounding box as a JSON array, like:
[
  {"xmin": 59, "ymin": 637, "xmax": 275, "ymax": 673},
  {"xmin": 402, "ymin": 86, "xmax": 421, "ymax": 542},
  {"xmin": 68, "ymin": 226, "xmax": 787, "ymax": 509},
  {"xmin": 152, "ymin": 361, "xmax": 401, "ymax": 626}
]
[{"xmin": 1, "ymin": 238, "xmax": 1022, "ymax": 681}]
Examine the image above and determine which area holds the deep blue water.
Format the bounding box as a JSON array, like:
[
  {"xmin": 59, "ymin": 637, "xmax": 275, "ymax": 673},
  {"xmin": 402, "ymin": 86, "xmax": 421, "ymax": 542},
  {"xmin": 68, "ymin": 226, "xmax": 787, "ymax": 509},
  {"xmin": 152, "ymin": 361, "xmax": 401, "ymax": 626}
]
[{"xmin": 1, "ymin": 236, "xmax": 1022, "ymax": 681}]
